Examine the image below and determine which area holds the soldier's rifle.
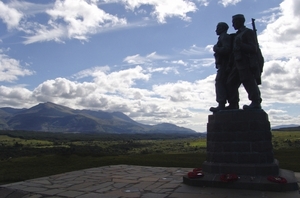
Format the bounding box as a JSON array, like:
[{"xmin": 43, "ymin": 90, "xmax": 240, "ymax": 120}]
[
  {"xmin": 251, "ymin": 18, "xmax": 259, "ymax": 47},
  {"xmin": 251, "ymin": 18, "xmax": 264, "ymax": 85}
]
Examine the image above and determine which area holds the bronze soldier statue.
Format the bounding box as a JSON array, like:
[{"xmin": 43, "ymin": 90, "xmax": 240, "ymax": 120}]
[
  {"xmin": 226, "ymin": 14, "xmax": 262, "ymax": 110},
  {"xmin": 209, "ymin": 22, "xmax": 233, "ymax": 113}
]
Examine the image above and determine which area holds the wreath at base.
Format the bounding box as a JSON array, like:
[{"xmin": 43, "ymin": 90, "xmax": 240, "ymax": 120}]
[
  {"xmin": 187, "ymin": 168, "xmax": 204, "ymax": 179},
  {"xmin": 220, "ymin": 173, "xmax": 239, "ymax": 182},
  {"xmin": 267, "ymin": 176, "xmax": 287, "ymax": 184}
]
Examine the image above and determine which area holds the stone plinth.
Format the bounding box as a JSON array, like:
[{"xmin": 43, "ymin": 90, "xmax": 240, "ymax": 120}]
[
  {"xmin": 183, "ymin": 109, "xmax": 299, "ymax": 192},
  {"xmin": 203, "ymin": 109, "xmax": 278, "ymax": 176}
]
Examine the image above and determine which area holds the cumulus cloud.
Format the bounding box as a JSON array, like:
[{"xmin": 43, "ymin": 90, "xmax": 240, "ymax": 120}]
[
  {"xmin": 31, "ymin": 75, "xmax": 142, "ymax": 111},
  {"xmin": 152, "ymin": 76, "xmax": 216, "ymax": 107},
  {"xmin": 0, "ymin": 51, "xmax": 34, "ymax": 82},
  {"xmin": 261, "ymin": 57, "xmax": 300, "ymax": 104},
  {"xmin": 233, "ymin": 0, "xmax": 299, "ymax": 128},
  {"xmin": 0, "ymin": 86, "xmax": 35, "ymax": 107},
  {"xmin": 259, "ymin": 0, "xmax": 300, "ymax": 60},
  {"xmin": 33, "ymin": 78, "xmax": 97, "ymax": 100}
]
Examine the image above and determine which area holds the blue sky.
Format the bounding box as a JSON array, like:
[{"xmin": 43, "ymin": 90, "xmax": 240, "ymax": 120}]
[{"xmin": 1, "ymin": 0, "xmax": 300, "ymax": 132}]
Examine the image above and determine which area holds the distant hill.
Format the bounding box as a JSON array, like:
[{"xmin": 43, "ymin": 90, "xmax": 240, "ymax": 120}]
[
  {"xmin": 272, "ymin": 124, "xmax": 300, "ymax": 131},
  {"xmin": 0, "ymin": 102, "xmax": 196, "ymax": 134}
]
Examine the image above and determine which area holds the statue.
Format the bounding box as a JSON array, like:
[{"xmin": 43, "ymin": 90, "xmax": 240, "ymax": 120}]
[
  {"xmin": 209, "ymin": 22, "xmax": 233, "ymax": 113},
  {"xmin": 226, "ymin": 14, "xmax": 262, "ymax": 110}
]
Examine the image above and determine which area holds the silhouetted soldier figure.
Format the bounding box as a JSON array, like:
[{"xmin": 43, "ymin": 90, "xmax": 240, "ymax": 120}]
[
  {"xmin": 210, "ymin": 22, "xmax": 232, "ymax": 113},
  {"xmin": 226, "ymin": 14, "xmax": 262, "ymax": 110}
]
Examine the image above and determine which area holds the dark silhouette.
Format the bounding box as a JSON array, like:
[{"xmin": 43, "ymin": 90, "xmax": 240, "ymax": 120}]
[
  {"xmin": 209, "ymin": 22, "xmax": 232, "ymax": 113},
  {"xmin": 226, "ymin": 14, "xmax": 262, "ymax": 110}
]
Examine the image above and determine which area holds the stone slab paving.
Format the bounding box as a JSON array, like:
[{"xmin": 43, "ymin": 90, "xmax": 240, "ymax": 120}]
[{"xmin": 0, "ymin": 165, "xmax": 299, "ymax": 198}]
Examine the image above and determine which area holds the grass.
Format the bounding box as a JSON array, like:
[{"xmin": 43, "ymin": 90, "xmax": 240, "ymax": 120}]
[
  {"xmin": 0, "ymin": 135, "xmax": 54, "ymax": 147},
  {"xmin": 0, "ymin": 153, "xmax": 206, "ymax": 185},
  {"xmin": 272, "ymin": 131, "xmax": 300, "ymax": 149},
  {"xmin": 273, "ymin": 148, "xmax": 300, "ymax": 172},
  {"xmin": 189, "ymin": 138, "xmax": 207, "ymax": 148}
]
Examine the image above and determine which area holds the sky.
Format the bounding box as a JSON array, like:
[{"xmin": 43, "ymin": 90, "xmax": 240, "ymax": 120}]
[{"xmin": 1, "ymin": 0, "xmax": 300, "ymax": 132}]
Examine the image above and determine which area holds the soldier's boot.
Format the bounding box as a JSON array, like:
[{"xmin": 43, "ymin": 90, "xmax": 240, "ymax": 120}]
[
  {"xmin": 209, "ymin": 103, "xmax": 225, "ymax": 113},
  {"xmin": 243, "ymin": 101, "xmax": 261, "ymax": 110}
]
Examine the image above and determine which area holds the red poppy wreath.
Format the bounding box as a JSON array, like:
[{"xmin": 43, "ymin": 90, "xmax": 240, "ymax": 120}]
[
  {"xmin": 267, "ymin": 176, "xmax": 287, "ymax": 184},
  {"xmin": 187, "ymin": 168, "xmax": 204, "ymax": 179}
]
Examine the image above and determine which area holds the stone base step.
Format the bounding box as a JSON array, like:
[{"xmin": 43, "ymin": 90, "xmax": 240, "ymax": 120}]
[{"xmin": 183, "ymin": 169, "xmax": 299, "ymax": 192}]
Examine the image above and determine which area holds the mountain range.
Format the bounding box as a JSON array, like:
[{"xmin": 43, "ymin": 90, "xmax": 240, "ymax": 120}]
[
  {"xmin": 0, "ymin": 102, "xmax": 196, "ymax": 134},
  {"xmin": 271, "ymin": 124, "xmax": 300, "ymax": 131}
]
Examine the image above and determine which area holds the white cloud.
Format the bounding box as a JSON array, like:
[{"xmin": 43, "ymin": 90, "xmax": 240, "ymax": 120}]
[
  {"xmin": 152, "ymin": 76, "xmax": 215, "ymax": 107},
  {"xmin": 22, "ymin": 0, "xmax": 127, "ymax": 44},
  {"xmin": 259, "ymin": 0, "xmax": 300, "ymax": 60},
  {"xmin": 195, "ymin": 0, "xmax": 209, "ymax": 7},
  {"xmin": 117, "ymin": 0, "xmax": 198, "ymax": 23},
  {"xmin": 72, "ymin": 66, "xmax": 111, "ymax": 79},
  {"xmin": 33, "ymin": 78, "xmax": 97, "ymax": 100},
  {"xmin": 171, "ymin": 60, "xmax": 188, "ymax": 66},
  {"xmin": 218, "ymin": 0, "xmax": 241, "ymax": 7},
  {"xmin": 267, "ymin": 108, "xmax": 300, "ymax": 128},
  {"xmin": 261, "ymin": 58, "xmax": 300, "ymax": 104},
  {"xmin": 0, "ymin": 0, "xmax": 207, "ymax": 44},
  {"xmin": 267, "ymin": 109, "xmax": 287, "ymax": 115},
  {"xmin": 95, "ymin": 66, "xmax": 151, "ymax": 91},
  {"xmin": 180, "ymin": 44, "xmax": 211, "ymax": 56},
  {"xmin": 183, "ymin": 58, "xmax": 215, "ymax": 72},
  {"xmin": 2, "ymin": 0, "xmax": 203, "ymax": 44},
  {"xmin": 123, "ymin": 52, "xmax": 168, "ymax": 65},
  {"xmin": 253, "ymin": 0, "xmax": 300, "ymax": 128},
  {"xmin": 0, "ymin": 1, "xmax": 23, "ymax": 29},
  {"xmin": 147, "ymin": 67, "xmax": 179, "ymax": 74},
  {"xmin": 7, "ymin": 1, "xmax": 52, "ymax": 15},
  {"xmin": 0, "ymin": 51, "xmax": 34, "ymax": 82},
  {"xmin": 48, "ymin": 0, "xmax": 126, "ymax": 37},
  {"xmin": 0, "ymin": 86, "xmax": 35, "ymax": 107},
  {"xmin": 23, "ymin": 23, "xmax": 66, "ymax": 44}
]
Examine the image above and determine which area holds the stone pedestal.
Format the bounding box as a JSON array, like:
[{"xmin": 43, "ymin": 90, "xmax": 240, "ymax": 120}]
[
  {"xmin": 183, "ymin": 110, "xmax": 298, "ymax": 192},
  {"xmin": 203, "ymin": 109, "xmax": 278, "ymax": 176}
]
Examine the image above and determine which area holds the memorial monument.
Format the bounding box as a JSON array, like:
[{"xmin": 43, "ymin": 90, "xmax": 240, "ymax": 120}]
[{"xmin": 183, "ymin": 14, "xmax": 298, "ymax": 192}]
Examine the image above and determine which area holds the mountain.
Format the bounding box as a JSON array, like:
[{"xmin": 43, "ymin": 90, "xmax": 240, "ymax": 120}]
[
  {"xmin": 0, "ymin": 102, "xmax": 196, "ymax": 134},
  {"xmin": 272, "ymin": 124, "xmax": 300, "ymax": 131}
]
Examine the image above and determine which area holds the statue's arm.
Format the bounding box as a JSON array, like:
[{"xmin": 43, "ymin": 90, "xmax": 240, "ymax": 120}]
[
  {"xmin": 213, "ymin": 34, "xmax": 231, "ymax": 55},
  {"xmin": 240, "ymin": 30, "xmax": 256, "ymax": 53}
]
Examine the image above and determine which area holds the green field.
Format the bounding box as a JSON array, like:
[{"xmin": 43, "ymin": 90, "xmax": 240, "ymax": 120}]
[
  {"xmin": 0, "ymin": 130, "xmax": 299, "ymax": 185},
  {"xmin": 272, "ymin": 131, "xmax": 300, "ymax": 149}
]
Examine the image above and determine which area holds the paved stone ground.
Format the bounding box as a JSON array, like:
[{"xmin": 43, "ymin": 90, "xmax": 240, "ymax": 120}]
[{"xmin": 0, "ymin": 165, "xmax": 299, "ymax": 198}]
